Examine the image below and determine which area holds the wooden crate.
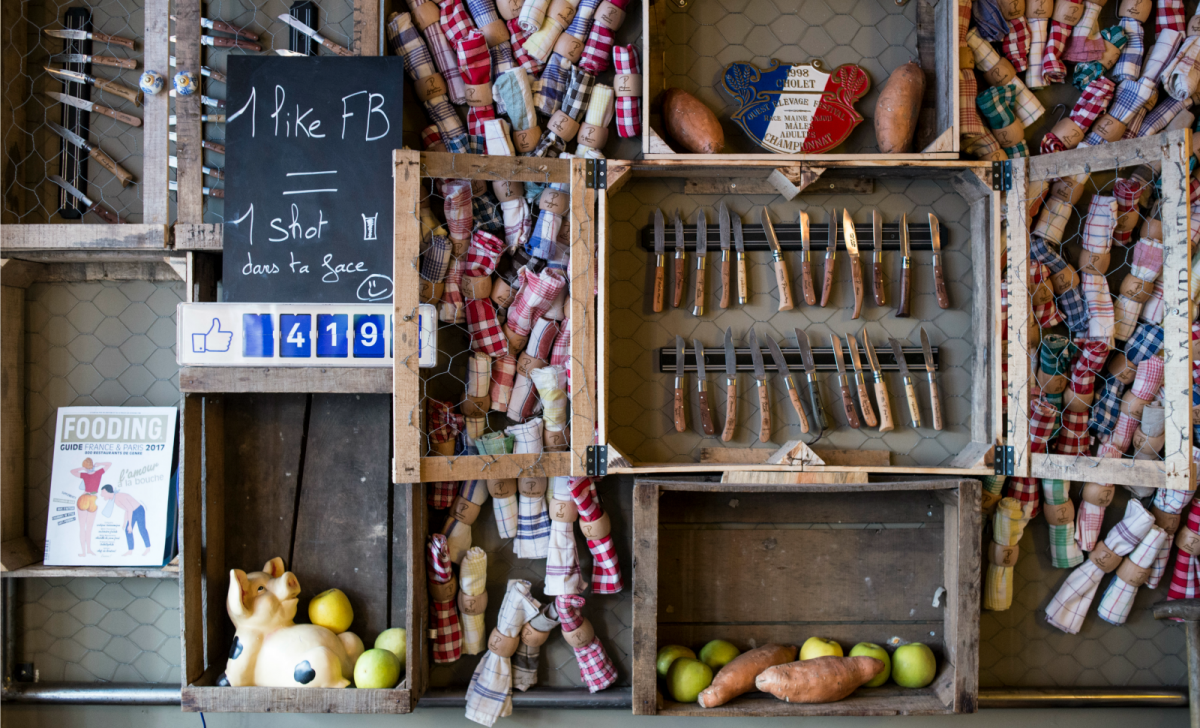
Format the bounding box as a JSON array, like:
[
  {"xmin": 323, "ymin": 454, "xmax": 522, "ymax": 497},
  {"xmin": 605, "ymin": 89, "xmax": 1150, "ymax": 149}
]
[
  {"xmin": 631, "ymin": 478, "xmax": 980, "ymax": 716},
  {"xmin": 392, "ymin": 151, "xmax": 598, "ymax": 481},
  {"xmin": 596, "ymin": 160, "xmax": 1002, "ymax": 477},
  {"xmin": 179, "ymin": 392, "xmax": 422, "ymax": 713},
  {"xmin": 639, "ymin": 0, "xmax": 959, "ymax": 159}
]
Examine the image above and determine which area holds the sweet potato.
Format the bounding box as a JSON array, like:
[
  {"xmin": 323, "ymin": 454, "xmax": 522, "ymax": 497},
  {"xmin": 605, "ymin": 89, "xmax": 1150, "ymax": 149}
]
[
  {"xmin": 661, "ymin": 88, "xmax": 724, "ymax": 154},
  {"xmin": 874, "ymin": 62, "xmax": 926, "ymax": 153},
  {"xmin": 697, "ymin": 644, "xmax": 798, "ymax": 708},
  {"xmin": 755, "ymin": 656, "xmax": 885, "ymax": 704}
]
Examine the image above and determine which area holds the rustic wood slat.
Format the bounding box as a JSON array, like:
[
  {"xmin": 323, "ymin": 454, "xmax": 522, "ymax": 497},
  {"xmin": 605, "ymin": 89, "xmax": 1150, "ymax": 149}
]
[
  {"xmin": 1, "ymin": 561, "xmax": 178, "ymax": 579},
  {"xmin": 614, "ymin": 464, "xmax": 989, "ymax": 476},
  {"xmin": 717, "ymin": 470, "xmax": 870, "ymax": 484},
  {"xmin": 1006, "ymin": 159, "xmax": 1031, "ymax": 478},
  {"xmin": 393, "ymin": 150, "xmax": 422, "ymax": 483},
  {"xmin": 352, "ymin": 0, "xmax": 381, "ymax": 55},
  {"xmin": 569, "ymin": 158, "xmax": 595, "ymax": 475},
  {"xmin": 1, "ymin": 225, "xmax": 169, "ymax": 250},
  {"xmin": 174, "ymin": 223, "xmax": 223, "ymax": 250},
  {"xmin": 658, "ymin": 675, "xmax": 952, "ymax": 717},
  {"xmin": 390, "ymin": 484, "xmax": 409, "ymax": 650},
  {"xmin": 407, "ymin": 483, "xmax": 428, "ymax": 702},
  {"xmin": 700, "ymin": 448, "xmax": 891, "ymax": 466},
  {"xmin": 1029, "ymin": 135, "xmax": 1177, "ymax": 181},
  {"xmin": 419, "ymin": 152, "xmax": 571, "ymax": 183},
  {"xmin": 1029, "ymin": 453, "xmax": 1168, "ymax": 488},
  {"xmin": 0, "ymin": 259, "xmax": 44, "ymax": 288},
  {"xmin": 419, "ymin": 452, "xmax": 572, "ymax": 480},
  {"xmin": 1159, "ymin": 130, "xmax": 1193, "ymax": 491},
  {"xmin": 180, "ymin": 395, "xmax": 205, "ymax": 685},
  {"xmin": 4, "ymin": 261, "xmax": 178, "ymax": 282},
  {"xmin": 142, "ymin": 0, "xmax": 170, "ymax": 223},
  {"xmin": 596, "ymin": 177, "xmax": 611, "ymax": 445},
  {"xmin": 0, "ymin": 538, "xmax": 41, "ymax": 574},
  {"xmin": 0, "ymin": 284, "xmax": 29, "ymax": 570},
  {"xmin": 631, "ymin": 481, "xmax": 659, "ymax": 716},
  {"xmin": 949, "ymin": 480, "xmax": 981, "ymax": 711},
  {"xmin": 683, "ymin": 177, "xmax": 874, "ymax": 196},
  {"xmin": 659, "ymin": 489, "xmax": 945, "ymax": 524},
  {"xmin": 172, "ymin": 0, "xmax": 204, "ymax": 222},
  {"xmin": 180, "ymin": 367, "xmax": 392, "ymax": 393},
  {"xmin": 204, "ymin": 396, "xmax": 227, "ymax": 673},
  {"xmin": 186, "ymin": 252, "xmax": 218, "ymax": 302},
  {"xmin": 182, "ymin": 685, "xmax": 412, "ymax": 713}
]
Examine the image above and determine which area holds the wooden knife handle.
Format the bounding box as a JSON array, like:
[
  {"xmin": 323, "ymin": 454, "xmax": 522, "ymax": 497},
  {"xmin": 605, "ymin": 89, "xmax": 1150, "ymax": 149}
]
[
  {"xmin": 874, "ymin": 378, "xmax": 895, "ymax": 432},
  {"xmin": 787, "ymin": 384, "xmax": 810, "ymax": 434},
  {"xmin": 872, "ymin": 254, "xmax": 886, "ymax": 306},
  {"xmin": 94, "ymin": 76, "xmax": 143, "ymax": 106},
  {"xmin": 207, "ymin": 69, "xmax": 229, "ymax": 85},
  {"xmin": 820, "ymin": 253, "xmax": 835, "ymax": 307},
  {"xmin": 89, "ymin": 146, "xmax": 134, "ymax": 187},
  {"xmin": 736, "ymin": 253, "xmax": 748, "ymax": 304},
  {"xmin": 757, "ymin": 382, "xmax": 771, "ymax": 443},
  {"xmin": 855, "ymin": 375, "xmax": 878, "ymax": 427},
  {"xmin": 929, "ymin": 375, "xmax": 944, "ymax": 431},
  {"xmin": 897, "ymin": 256, "xmax": 913, "ymax": 317},
  {"xmin": 800, "ymin": 259, "xmax": 816, "ymax": 305},
  {"xmin": 697, "ymin": 389, "xmax": 716, "ymax": 436},
  {"xmin": 207, "ymin": 36, "xmax": 263, "ymax": 51},
  {"xmin": 933, "ymin": 253, "xmax": 951, "ymax": 309},
  {"xmin": 323, "ymin": 38, "xmax": 355, "ymax": 57},
  {"xmin": 93, "ymin": 55, "xmax": 138, "ymax": 70},
  {"xmin": 207, "ymin": 167, "xmax": 226, "ymax": 181},
  {"xmin": 808, "ymin": 378, "xmax": 828, "ymax": 433},
  {"xmin": 672, "ymin": 252, "xmax": 685, "ymax": 308},
  {"xmin": 774, "ymin": 258, "xmax": 794, "ymax": 311},
  {"xmin": 839, "ymin": 379, "xmax": 861, "ymax": 429},
  {"xmin": 210, "ymin": 18, "xmax": 259, "ymax": 40},
  {"xmin": 720, "ymin": 254, "xmax": 731, "ymax": 308},
  {"xmin": 850, "ymin": 256, "xmax": 864, "ymax": 320},
  {"xmin": 722, "ymin": 381, "xmax": 736, "ymax": 442},
  {"xmin": 93, "ymin": 32, "xmax": 135, "ymax": 49},
  {"xmin": 903, "ymin": 377, "xmax": 922, "ymax": 428},
  {"xmin": 92, "ymin": 103, "xmax": 142, "ymax": 127},
  {"xmin": 652, "ymin": 258, "xmax": 664, "ymax": 312},
  {"xmin": 674, "ymin": 387, "xmax": 686, "ymax": 432},
  {"xmin": 692, "ymin": 257, "xmax": 706, "ymax": 316},
  {"xmin": 89, "ymin": 202, "xmax": 121, "ymax": 225},
  {"xmin": 202, "ymin": 139, "xmax": 226, "ymax": 154}
]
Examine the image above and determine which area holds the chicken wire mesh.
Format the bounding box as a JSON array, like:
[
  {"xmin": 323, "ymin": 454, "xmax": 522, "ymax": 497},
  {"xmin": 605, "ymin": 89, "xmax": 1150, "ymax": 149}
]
[{"xmin": 2, "ymin": 0, "xmax": 148, "ymax": 223}]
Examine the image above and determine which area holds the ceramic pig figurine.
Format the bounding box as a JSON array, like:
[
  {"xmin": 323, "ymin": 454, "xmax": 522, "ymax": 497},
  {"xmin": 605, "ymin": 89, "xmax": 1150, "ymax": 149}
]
[{"xmin": 219, "ymin": 557, "xmax": 364, "ymax": 688}]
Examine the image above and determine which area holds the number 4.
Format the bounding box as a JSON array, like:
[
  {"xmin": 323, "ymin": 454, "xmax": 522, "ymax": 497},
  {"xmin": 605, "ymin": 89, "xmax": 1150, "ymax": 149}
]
[{"xmin": 287, "ymin": 322, "xmax": 306, "ymax": 347}]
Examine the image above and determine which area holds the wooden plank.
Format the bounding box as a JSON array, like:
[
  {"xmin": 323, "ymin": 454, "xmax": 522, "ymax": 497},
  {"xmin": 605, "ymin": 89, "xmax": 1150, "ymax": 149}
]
[
  {"xmin": 186, "ymin": 252, "xmax": 218, "ymax": 302},
  {"xmin": 717, "ymin": 470, "xmax": 869, "ymax": 484},
  {"xmin": 570, "ymin": 158, "xmax": 595, "ymax": 475},
  {"xmin": 938, "ymin": 0, "xmax": 959, "ymax": 151},
  {"xmin": 657, "ymin": 624, "xmax": 943, "ymax": 656},
  {"xmin": 1, "ymin": 0, "xmax": 28, "ymax": 223},
  {"xmin": 641, "ymin": 0, "xmax": 654, "ymax": 157},
  {"xmin": 419, "ymin": 452, "xmax": 572, "ymax": 480},
  {"xmin": 631, "ymin": 482, "xmax": 659, "ymax": 716},
  {"xmin": 915, "ymin": 0, "xmax": 938, "ymax": 152},
  {"xmin": 180, "ymin": 367, "xmax": 392, "ymax": 394},
  {"xmin": 390, "ymin": 484, "xmax": 409, "ymax": 638},
  {"xmin": 182, "ymin": 685, "xmax": 412, "ymax": 713},
  {"xmin": 142, "ymin": 0, "xmax": 170, "ymax": 224},
  {"xmin": 1, "ymin": 285, "xmax": 27, "ymax": 569},
  {"xmin": 1029, "ymin": 135, "xmax": 1176, "ymax": 181},
  {"xmin": 406, "ymin": 482, "xmax": 428, "ymax": 701},
  {"xmin": 643, "ymin": 479, "xmax": 964, "ymax": 493},
  {"xmin": 1, "ymin": 225, "xmax": 169, "ymax": 250},
  {"xmin": 8, "ymin": 261, "xmax": 177, "ymax": 282},
  {"xmin": 1159, "ymin": 130, "xmax": 1192, "ymax": 491},
  {"xmin": 700, "ymin": 448, "xmax": 891, "ymax": 466},
  {"xmin": 630, "ymin": 160, "xmax": 988, "ymax": 178},
  {"xmin": 659, "ymin": 490, "xmax": 945, "ymax": 525},
  {"xmin": 393, "ymin": 150, "xmax": 421, "ymax": 483},
  {"xmin": 950, "ymin": 481, "xmax": 981, "ymax": 712},
  {"xmin": 0, "ymin": 538, "xmax": 43, "ymax": 573},
  {"xmin": 204, "ymin": 397, "xmax": 227, "ymax": 672},
  {"xmin": 1030, "ymin": 453, "xmax": 1167, "ymax": 489},
  {"xmin": 292, "ymin": 395, "xmax": 392, "ymax": 642},
  {"xmin": 658, "ymin": 681, "xmax": 950, "ymax": 717},
  {"xmin": 0, "ymin": 259, "xmax": 44, "ymax": 288},
  {"xmin": 970, "ymin": 187, "xmax": 994, "ymax": 446},
  {"xmin": 614, "ymin": 463, "xmax": 990, "ymax": 475},
  {"xmin": 606, "ymin": 162, "xmax": 632, "ymax": 195},
  {"xmin": 684, "ymin": 177, "xmax": 874, "ymax": 196},
  {"xmin": 419, "ymin": 151, "xmax": 571, "ymax": 184},
  {"xmin": 596, "ymin": 185, "xmax": 610, "ymax": 445},
  {"xmin": 353, "ymin": 0, "xmax": 381, "ymax": 55},
  {"xmin": 174, "ymin": 223, "xmax": 223, "ymax": 251},
  {"xmin": 2, "ymin": 561, "xmax": 178, "ymax": 579},
  {"xmin": 1006, "ymin": 158, "xmax": 1030, "ymax": 477},
  {"xmin": 643, "ymin": 152, "xmax": 962, "ymax": 162},
  {"xmin": 180, "ymin": 395, "xmax": 205, "ymax": 685},
  {"xmin": 172, "ymin": 0, "xmax": 204, "ymax": 223}
]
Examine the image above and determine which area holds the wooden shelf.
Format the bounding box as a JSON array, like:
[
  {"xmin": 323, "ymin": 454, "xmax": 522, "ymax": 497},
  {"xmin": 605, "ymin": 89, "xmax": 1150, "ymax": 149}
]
[
  {"xmin": 179, "ymin": 367, "xmax": 392, "ymax": 393},
  {"xmin": 2, "ymin": 560, "xmax": 179, "ymax": 579}
]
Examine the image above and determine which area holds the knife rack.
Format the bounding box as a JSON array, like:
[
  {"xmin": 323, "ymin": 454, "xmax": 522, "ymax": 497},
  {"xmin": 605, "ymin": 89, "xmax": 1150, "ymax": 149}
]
[
  {"xmin": 57, "ymin": 7, "xmax": 92, "ymax": 219},
  {"xmin": 639, "ymin": 222, "xmax": 941, "ymax": 251},
  {"xmin": 658, "ymin": 346, "xmax": 938, "ymax": 373}
]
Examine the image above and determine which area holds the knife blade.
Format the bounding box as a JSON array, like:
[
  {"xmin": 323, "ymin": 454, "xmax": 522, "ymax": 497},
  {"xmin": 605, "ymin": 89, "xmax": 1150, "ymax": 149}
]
[
  {"xmin": 44, "ymin": 28, "xmax": 136, "ymax": 50},
  {"xmin": 872, "ymin": 209, "xmax": 886, "ymax": 306},
  {"xmin": 890, "ymin": 337, "xmax": 922, "ymax": 427},
  {"xmin": 45, "ymin": 66, "xmax": 143, "ymax": 106},
  {"xmin": 794, "ymin": 329, "xmax": 827, "ymax": 435},
  {"xmin": 276, "ymin": 13, "xmax": 353, "ymax": 56},
  {"xmin": 748, "ymin": 329, "xmax": 772, "ymax": 442},
  {"xmin": 169, "ymin": 114, "xmax": 226, "ymax": 125},
  {"xmin": 169, "ymin": 89, "xmax": 226, "ymax": 109},
  {"xmin": 930, "ymin": 213, "xmax": 950, "ymax": 309},
  {"xmin": 50, "ymin": 53, "xmax": 138, "ymax": 70},
  {"xmin": 843, "ymin": 208, "xmax": 863, "ymax": 319},
  {"xmin": 652, "ymin": 208, "xmax": 665, "ymax": 312},
  {"xmin": 44, "ymin": 92, "xmax": 141, "ymax": 128},
  {"xmin": 862, "ymin": 331, "xmax": 895, "ymax": 432},
  {"xmin": 846, "ymin": 333, "xmax": 878, "ymax": 427},
  {"xmin": 799, "ymin": 211, "xmax": 816, "ymax": 305},
  {"xmin": 170, "ymin": 57, "xmax": 228, "ymax": 85},
  {"xmin": 722, "ymin": 327, "xmax": 737, "ymax": 442},
  {"xmin": 674, "ymin": 335, "xmax": 687, "ymax": 433},
  {"xmin": 168, "ymin": 132, "xmax": 225, "ymax": 155},
  {"xmin": 693, "ymin": 209, "xmax": 707, "ymax": 317},
  {"xmin": 169, "ymin": 155, "xmax": 224, "ymax": 181},
  {"xmin": 672, "ymin": 210, "xmax": 685, "ymax": 308},
  {"xmin": 921, "ymin": 328, "xmax": 943, "ymax": 431},
  {"xmin": 49, "ymin": 175, "xmax": 121, "ymax": 224},
  {"xmin": 694, "ymin": 339, "xmax": 716, "ymax": 436},
  {"xmin": 46, "ymin": 121, "xmax": 135, "ymax": 187},
  {"xmin": 170, "ymin": 33, "xmax": 263, "ymax": 52},
  {"xmin": 760, "ymin": 207, "xmax": 794, "ymax": 311},
  {"xmin": 766, "ymin": 334, "xmax": 810, "ymax": 433},
  {"xmin": 733, "ymin": 214, "xmax": 747, "ymax": 305},
  {"xmin": 171, "ymin": 15, "xmax": 260, "ymax": 40},
  {"xmin": 718, "ymin": 202, "xmax": 731, "ymax": 309},
  {"xmin": 820, "ymin": 208, "xmax": 837, "ymax": 307},
  {"xmin": 830, "ymin": 335, "xmax": 861, "ymax": 429},
  {"xmin": 897, "ymin": 213, "xmax": 913, "ymax": 317}
]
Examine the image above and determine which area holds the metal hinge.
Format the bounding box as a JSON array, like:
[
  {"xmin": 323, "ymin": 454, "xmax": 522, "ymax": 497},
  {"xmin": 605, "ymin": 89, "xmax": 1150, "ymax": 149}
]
[
  {"xmin": 586, "ymin": 159, "xmax": 607, "ymax": 190},
  {"xmin": 994, "ymin": 445, "xmax": 1015, "ymax": 476},
  {"xmin": 991, "ymin": 160, "xmax": 1012, "ymax": 191},
  {"xmin": 586, "ymin": 444, "xmax": 608, "ymax": 477}
]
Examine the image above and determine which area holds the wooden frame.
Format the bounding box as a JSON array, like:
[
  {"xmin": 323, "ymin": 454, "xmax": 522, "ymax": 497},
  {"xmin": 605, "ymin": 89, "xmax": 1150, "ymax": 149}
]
[
  {"xmin": 392, "ymin": 151, "xmax": 597, "ymax": 481},
  {"xmin": 640, "ymin": 0, "xmax": 959, "ymax": 160},
  {"xmin": 596, "ymin": 159, "xmax": 1002, "ymax": 477},
  {"xmin": 1004, "ymin": 130, "xmax": 1194, "ymax": 490},
  {"xmin": 631, "ymin": 478, "xmax": 980, "ymax": 716}
]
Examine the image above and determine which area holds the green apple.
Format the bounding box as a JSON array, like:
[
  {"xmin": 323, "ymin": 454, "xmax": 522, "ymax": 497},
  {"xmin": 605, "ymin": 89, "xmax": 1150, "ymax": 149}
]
[
  {"xmin": 892, "ymin": 642, "xmax": 937, "ymax": 688},
  {"xmin": 799, "ymin": 636, "xmax": 843, "ymax": 660},
  {"xmin": 666, "ymin": 657, "xmax": 714, "ymax": 703},
  {"xmin": 849, "ymin": 643, "xmax": 892, "ymax": 687},
  {"xmin": 375, "ymin": 628, "xmax": 408, "ymax": 671},
  {"xmin": 698, "ymin": 640, "xmax": 741, "ymax": 670},
  {"xmin": 656, "ymin": 645, "xmax": 696, "ymax": 678},
  {"xmin": 354, "ymin": 648, "xmax": 401, "ymax": 689}
]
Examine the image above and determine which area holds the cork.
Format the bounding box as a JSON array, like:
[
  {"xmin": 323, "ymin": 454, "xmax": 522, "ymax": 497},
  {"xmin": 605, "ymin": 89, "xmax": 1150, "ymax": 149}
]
[
  {"xmin": 1090, "ymin": 113, "xmax": 1127, "ymax": 142},
  {"xmin": 989, "ymin": 541, "xmax": 1019, "ymax": 567},
  {"xmin": 1115, "ymin": 558, "xmax": 1151, "ymax": 587},
  {"xmin": 1107, "ymin": 351, "xmax": 1136, "ymax": 384},
  {"xmin": 549, "ymin": 498, "xmax": 579, "ymax": 522},
  {"xmin": 1152, "ymin": 506, "xmax": 1182, "ymax": 535},
  {"xmin": 458, "ymin": 590, "xmax": 488, "ymax": 616},
  {"xmin": 452, "ymin": 496, "xmax": 482, "ymax": 525},
  {"xmin": 503, "ymin": 322, "xmax": 530, "ymax": 354},
  {"xmin": 981, "ymin": 490, "xmax": 1004, "ymax": 519},
  {"xmin": 577, "ymin": 123, "xmax": 609, "ymax": 150},
  {"xmin": 491, "ymin": 278, "xmax": 516, "ymax": 308},
  {"xmin": 415, "ymin": 73, "xmax": 449, "ymax": 103},
  {"xmin": 1119, "ymin": 274, "xmax": 1156, "ymax": 302},
  {"xmin": 1077, "ymin": 249, "xmax": 1110, "ymax": 276},
  {"xmin": 1043, "ymin": 500, "xmax": 1075, "ymax": 526},
  {"xmin": 594, "ymin": 0, "xmax": 627, "ymax": 28},
  {"xmin": 1049, "ymin": 265, "xmax": 1080, "ymax": 295},
  {"xmin": 547, "ymin": 110, "xmax": 582, "ymax": 141},
  {"xmin": 432, "ymin": 438, "xmax": 457, "ymax": 456},
  {"xmin": 462, "ymin": 274, "xmax": 494, "ymax": 300},
  {"xmin": 518, "ymin": 476, "xmax": 548, "ymax": 497},
  {"xmin": 1088, "ymin": 541, "xmax": 1121, "ymax": 572},
  {"xmin": 998, "ymin": 0, "xmax": 1026, "ymax": 19},
  {"xmin": 465, "ymin": 83, "xmax": 494, "ymax": 107},
  {"xmin": 1119, "ymin": 389, "xmax": 1149, "ymax": 419},
  {"xmin": 428, "ymin": 576, "xmax": 458, "ymax": 602},
  {"xmin": 1050, "ymin": 173, "xmax": 1087, "ymax": 204},
  {"xmin": 1140, "ymin": 217, "xmax": 1162, "ymax": 240},
  {"xmin": 494, "ymin": 180, "xmax": 525, "ymax": 203},
  {"xmin": 521, "ymin": 622, "xmax": 552, "ymax": 647},
  {"xmin": 513, "ymin": 125, "xmax": 541, "ymax": 153},
  {"xmin": 992, "ymin": 119, "xmax": 1025, "ymax": 149},
  {"xmin": 488, "ymin": 478, "xmax": 518, "ymax": 498},
  {"xmin": 580, "ymin": 512, "xmax": 612, "ymax": 539},
  {"xmin": 614, "ymin": 73, "xmax": 642, "ymax": 97},
  {"xmin": 1081, "ymin": 482, "xmax": 1115, "ymax": 506},
  {"xmin": 1177, "ymin": 526, "xmax": 1200, "ymax": 556},
  {"xmin": 487, "ymin": 629, "xmax": 520, "ymax": 658},
  {"xmin": 496, "ymin": 0, "xmax": 522, "ymax": 19},
  {"xmin": 562, "ymin": 618, "xmax": 595, "ymax": 648},
  {"xmin": 420, "ymin": 278, "xmax": 444, "ymax": 304},
  {"xmin": 1052, "ymin": 0, "xmax": 1084, "ymax": 24},
  {"xmin": 540, "ymin": 189, "xmax": 570, "ymax": 216},
  {"xmin": 543, "ymin": 426, "xmax": 569, "ymax": 451},
  {"xmin": 554, "ymin": 32, "xmax": 585, "ymax": 63},
  {"xmin": 462, "ymin": 394, "xmax": 490, "ymax": 417},
  {"xmin": 1064, "ymin": 387, "xmax": 1094, "ymax": 412},
  {"xmin": 1119, "ymin": 0, "xmax": 1151, "ymax": 21},
  {"xmin": 1036, "ymin": 369, "xmax": 1068, "ymax": 395},
  {"xmin": 479, "ymin": 19, "xmax": 510, "ymax": 47},
  {"xmin": 516, "ymin": 352, "xmax": 549, "ymax": 378},
  {"xmin": 412, "ymin": 1, "xmax": 441, "ymax": 30},
  {"xmin": 547, "ymin": 0, "xmax": 577, "ymax": 26}
]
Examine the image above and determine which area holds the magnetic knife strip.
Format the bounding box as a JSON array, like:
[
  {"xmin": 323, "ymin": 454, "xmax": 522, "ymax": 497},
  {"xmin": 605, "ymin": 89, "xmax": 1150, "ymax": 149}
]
[
  {"xmin": 639, "ymin": 222, "xmax": 941, "ymax": 252},
  {"xmin": 658, "ymin": 346, "xmax": 938, "ymax": 373}
]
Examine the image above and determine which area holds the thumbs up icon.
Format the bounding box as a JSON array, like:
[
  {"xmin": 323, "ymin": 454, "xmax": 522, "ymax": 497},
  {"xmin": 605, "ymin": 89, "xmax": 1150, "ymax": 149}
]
[{"xmin": 193, "ymin": 318, "xmax": 233, "ymax": 353}]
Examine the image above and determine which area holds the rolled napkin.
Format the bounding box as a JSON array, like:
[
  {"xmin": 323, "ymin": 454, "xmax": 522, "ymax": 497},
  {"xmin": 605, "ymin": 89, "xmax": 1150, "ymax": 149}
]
[
  {"xmin": 989, "ymin": 497, "xmax": 1032, "ymax": 611},
  {"xmin": 532, "ymin": 365, "xmax": 569, "ymax": 449},
  {"xmin": 441, "ymin": 0, "xmax": 478, "ymax": 45},
  {"xmin": 523, "ymin": 0, "xmax": 581, "ymax": 62},
  {"xmin": 518, "ymin": 0, "xmax": 551, "ymax": 33},
  {"xmin": 967, "ymin": 28, "xmax": 1045, "ymax": 126},
  {"xmin": 1041, "ymin": 0, "xmax": 1084, "ymax": 82},
  {"xmin": 513, "ymin": 602, "xmax": 560, "ymax": 691},
  {"xmin": 408, "ymin": 0, "xmax": 468, "ymax": 104},
  {"xmin": 977, "ymin": 84, "xmax": 1028, "ymax": 156},
  {"xmin": 612, "ymin": 45, "xmax": 642, "ymax": 138},
  {"xmin": 428, "ymin": 533, "xmax": 463, "ymax": 663},
  {"xmin": 1027, "ymin": 15, "xmax": 1050, "ymax": 88},
  {"xmin": 961, "ymin": 68, "xmax": 1007, "ymax": 159},
  {"xmin": 458, "ymin": 29, "xmax": 497, "ymax": 135},
  {"xmin": 487, "ymin": 478, "xmax": 519, "ymax": 537},
  {"xmin": 1113, "ymin": 16, "xmax": 1145, "ymax": 82},
  {"xmin": 466, "ymin": 0, "xmax": 511, "ymax": 47},
  {"xmin": 475, "ymin": 431, "xmax": 515, "ymax": 454},
  {"xmin": 484, "ymin": 118, "xmax": 516, "ymax": 155},
  {"xmin": 1148, "ymin": 488, "xmax": 1192, "ymax": 587},
  {"xmin": 467, "ymin": 299, "xmax": 509, "ymax": 357},
  {"xmin": 1096, "ymin": 525, "xmax": 1169, "ymax": 624},
  {"xmin": 443, "ymin": 479, "xmax": 491, "ymax": 563},
  {"xmin": 515, "ymin": 476, "xmax": 551, "ymax": 558},
  {"xmin": 508, "ymin": 317, "xmax": 560, "ymax": 420},
  {"xmin": 1042, "ymin": 479, "xmax": 1084, "ymax": 567},
  {"xmin": 1082, "ymin": 274, "xmax": 1115, "ymax": 342},
  {"xmin": 535, "ymin": 66, "xmax": 595, "ymax": 154},
  {"xmin": 982, "ymin": 476, "xmax": 1007, "ymax": 519},
  {"xmin": 495, "ymin": 69, "xmax": 541, "ymax": 153},
  {"xmin": 569, "ymin": 476, "xmax": 623, "ymax": 593},
  {"xmin": 973, "ymin": 0, "xmax": 1012, "ymax": 39},
  {"xmin": 1055, "ymin": 408, "xmax": 1090, "ymax": 455},
  {"xmin": 389, "ymin": 12, "xmax": 470, "ymax": 150},
  {"xmin": 556, "ymin": 594, "xmax": 618, "ymax": 692},
  {"xmin": 581, "ymin": 0, "xmax": 629, "ymax": 74},
  {"xmin": 576, "ymin": 85, "xmax": 614, "ymax": 156},
  {"xmin": 1163, "ymin": 35, "xmax": 1200, "ymax": 100},
  {"xmin": 421, "ymin": 233, "xmax": 453, "ymax": 303},
  {"xmin": 1002, "ymin": 11, "xmax": 1031, "ymax": 71},
  {"xmin": 465, "ymin": 580, "xmax": 542, "ymax": 726},
  {"xmin": 429, "ymin": 481, "xmax": 458, "ymax": 509},
  {"xmin": 527, "ymin": 184, "xmax": 569, "ymax": 260},
  {"xmin": 1046, "ymin": 497, "xmax": 1154, "ymax": 633},
  {"xmin": 539, "ymin": 0, "xmax": 602, "ymax": 79},
  {"xmin": 1126, "ymin": 323, "xmax": 1164, "ymax": 364},
  {"xmin": 1031, "ymin": 263, "xmax": 1065, "ymax": 329},
  {"xmin": 1159, "ymin": 0, "xmax": 1186, "ymax": 33},
  {"xmin": 545, "ymin": 476, "xmax": 585, "ymax": 595},
  {"xmin": 459, "ymin": 547, "xmax": 489, "ymax": 654},
  {"xmin": 1063, "ymin": 0, "xmax": 1104, "ymax": 61},
  {"xmin": 1072, "ymin": 25, "xmax": 1126, "ymax": 87},
  {"xmin": 1041, "ymin": 76, "xmax": 1113, "ymax": 152},
  {"xmin": 493, "ymin": 180, "xmax": 533, "ymax": 253},
  {"xmin": 1038, "ymin": 335, "xmax": 1075, "ymax": 395},
  {"xmin": 465, "ymin": 352, "xmax": 492, "ymax": 415},
  {"xmin": 534, "ymin": 53, "xmax": 573, "ymax": 117},
  {"xmin": 1142, "ymin": 28, "xmax": 1184, "ymax": 83},
  {"xmin": 443, "ymin": 179, "xmax": 474, "ymax": 254},
  {"xmin": 1112, "ymin": 176, "xmax": 1145, "ymax": 246},
  {"xmin": 1079, "ymin": 194, "xmax": 1117, "ymax": 258},
  {"xmin": 1139, "ymin": 280, "xmax": 1165, "ymax": 324},
  {"xmin": 505, "ymin": 267, "xmax": 568, "ymax": 351},
  {"xmin": 428, "ymin": 398, "xmax": 464, "ymax": 455},
  {"xmin": 1076, "ymin": 479, "xmax": 1116, "ymax": 551},
  {"xmin": 505, "ymin": 417, "xmax": 544, "ymax": 452},
  {"xmin": 463, "ymin": 229, "xmax": 506, "ymax": 297},
  {"xmin": 1090, "ymin": 375, "xmax": 1125, "ymax": 436},
  {"xmin": 508, "ymin": 19, "xmax": 544, "ymax": 74},
  {"xmin": 1084, "ymin": 78, "xmax": 1155, "ymax": 145},
  {"xmin": 1167, "ymin": 497, "xmax": 1200, "ymax": 601},
  {"xmin": 490, "ymin": 353, "xmax": 518, "ymax": 412},
  {"xmin": 1030, "ymin": 236, "xmax": 1087, "ymax": 335}
]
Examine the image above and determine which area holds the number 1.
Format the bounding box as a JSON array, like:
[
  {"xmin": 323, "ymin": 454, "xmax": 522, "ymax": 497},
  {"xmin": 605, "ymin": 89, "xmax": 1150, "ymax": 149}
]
[{"xmin": 327, "ymin": 321, "xmax": 338, "ymax": 345}]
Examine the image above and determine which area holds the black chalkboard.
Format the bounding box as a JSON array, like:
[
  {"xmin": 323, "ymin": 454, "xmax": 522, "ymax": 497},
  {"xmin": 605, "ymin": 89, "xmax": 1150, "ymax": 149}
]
[{"xmin": 222, "ymin": 56, "xmax": 404, "ymax": 304}]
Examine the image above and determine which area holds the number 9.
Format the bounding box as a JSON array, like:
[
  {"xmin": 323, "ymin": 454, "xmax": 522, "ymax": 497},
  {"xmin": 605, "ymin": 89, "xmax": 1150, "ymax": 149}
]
[{"xmin": 362, "ymin": 322, "xmax": 377, "ymax": 347}]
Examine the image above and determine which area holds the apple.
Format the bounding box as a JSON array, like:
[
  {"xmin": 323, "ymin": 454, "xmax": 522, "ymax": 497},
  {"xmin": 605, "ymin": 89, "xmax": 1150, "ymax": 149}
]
[
  {"xmin": 375, "ymin": 628, "xmax": 408, "ymax": 671},
  {"xmin": 849, "ymin": 643, "xmax": 892, "ymax": 687},
  {"xmin": 698, "ymin": 640, "xmax": 740, "ymax": 670},
  {"xmin": 354, "ymin": 648, "xmax": 401, "ymax": 689},
  {"xmin": 892, "ymin": 642, "xmax": 937, "ymax": 688},
  {"xmin": 667, "ymin": 657, "xmax": 714, "ymax": 703},
  {"xmin": 656, "ymin": 645, "xmax": 696, "ymax": 678},
  {"xmin": 799, "ymin": 636, "xmax": 843, "ymax": 660}
]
